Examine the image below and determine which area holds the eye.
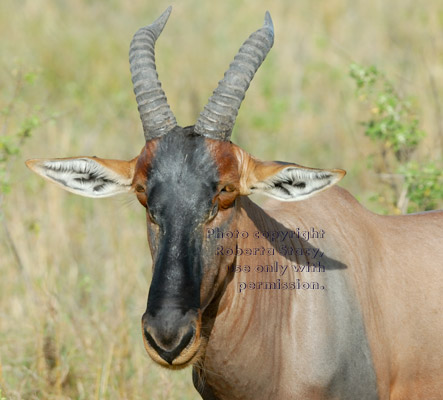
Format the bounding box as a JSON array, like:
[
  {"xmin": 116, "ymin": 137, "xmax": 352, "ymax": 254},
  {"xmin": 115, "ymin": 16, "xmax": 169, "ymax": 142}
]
[
  {"xmin": 135, "ymin": 184, "xmax": 145, "ymax": 193},
  {"xmin": 221, "ymin": 184, "xmax": 236, "ymax": 193},
  {"xmin": 134, "ymin": 184, "xmax": 148, "ymax": 207},
  {"xmin": 217, "ymin": 183, "xmax": 238, "ymax": 210}
]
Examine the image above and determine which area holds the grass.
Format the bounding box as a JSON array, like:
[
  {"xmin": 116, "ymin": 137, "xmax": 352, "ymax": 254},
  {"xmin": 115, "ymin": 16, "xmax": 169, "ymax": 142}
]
[{"xmin": 1, "ymin": 0, "xmax": 442, "ymax": 398}]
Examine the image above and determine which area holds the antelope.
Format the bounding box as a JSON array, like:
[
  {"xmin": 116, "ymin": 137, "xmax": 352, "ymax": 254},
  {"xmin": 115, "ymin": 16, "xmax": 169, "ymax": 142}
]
[{"xmin": 26, "ymin": 7, "xmax": 443, "ymax": 400}]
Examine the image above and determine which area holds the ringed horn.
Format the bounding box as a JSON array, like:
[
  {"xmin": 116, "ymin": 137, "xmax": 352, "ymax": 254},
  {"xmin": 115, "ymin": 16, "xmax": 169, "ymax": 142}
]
[
  {"xmin": 129, "ymin": 6, "xmax": 177, "ymax": 140},
  {"xmin": 195, "ymin": 11, "xmax": 274, "ymax": 141},
  {"xmin": 129, "ymin": 7, "xmax": 274, "ymax": 142}
]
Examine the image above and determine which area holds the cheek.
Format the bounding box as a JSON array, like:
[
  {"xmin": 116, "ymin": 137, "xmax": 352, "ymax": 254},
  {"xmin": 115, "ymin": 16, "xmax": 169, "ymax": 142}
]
[
  {"xmin": 204, "ymin": 206, "xmax": 238, "ymax": 257},
  {"xmin": 199, "ymin": 208, "xmax": 238, "ymax": 307}
]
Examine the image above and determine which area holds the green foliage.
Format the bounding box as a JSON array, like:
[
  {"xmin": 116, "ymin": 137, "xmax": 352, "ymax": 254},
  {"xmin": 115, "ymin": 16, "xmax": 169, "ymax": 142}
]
[
  {"xmin": 398, "ymin": 161, "xmax": 443, "ymax": 212},
  {"xmin": 349, "ymin": 63, "xmax": 425, "ymax": 162},
  {"xmin": 350, "ymin": 63, "xmax": 442, "ymax": 213},
  {"xmin": 0, "ymin": 388, "xmax": 6, "ymax": 400}
]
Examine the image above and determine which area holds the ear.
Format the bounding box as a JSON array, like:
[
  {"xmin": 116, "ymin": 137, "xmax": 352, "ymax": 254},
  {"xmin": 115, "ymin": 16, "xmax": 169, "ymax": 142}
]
[
  {"xmin": 25, "ymin": 156, "xmax": 138, "ymax": 198},
  {"xmin": 240, "ymin": 156, "xmax": 346, "ymax": 201}
]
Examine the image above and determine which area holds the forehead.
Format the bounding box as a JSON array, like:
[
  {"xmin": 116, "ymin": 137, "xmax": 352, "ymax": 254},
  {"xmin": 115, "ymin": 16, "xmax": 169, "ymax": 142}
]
[
  {"xmin": 135, "ymin": 127, "xmax": 240, "ymax": 186},
  {"xmin": 134, "ymin": 128, "xmax": 239, "ymax": 219},
  {"xmin": 148, "ymin": 129, "xmax": 218, "ymax": 195}
]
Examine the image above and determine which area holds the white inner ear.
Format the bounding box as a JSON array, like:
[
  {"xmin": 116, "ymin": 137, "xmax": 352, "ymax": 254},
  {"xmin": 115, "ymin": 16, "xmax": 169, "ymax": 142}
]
[
  {"xmin": 32, "ymin": 158, "xmax": 132, "ymax": 198},
  {"xmin": 251, "ymin": 167, "xmax": 341, "ymax": 201}
]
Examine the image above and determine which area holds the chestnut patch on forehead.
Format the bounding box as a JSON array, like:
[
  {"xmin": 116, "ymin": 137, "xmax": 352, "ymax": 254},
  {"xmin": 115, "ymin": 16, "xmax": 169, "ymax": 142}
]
[
  {"xmin": 133, "ymin": 139, "xmax": 159, "ymax": 184},
  {"xmin": 206, "ymin": 140, "xmax": 241, "ymax": 208},
  {"xmin": 206, "ymin": 139, "xmax": 240, "ymax": 186}
]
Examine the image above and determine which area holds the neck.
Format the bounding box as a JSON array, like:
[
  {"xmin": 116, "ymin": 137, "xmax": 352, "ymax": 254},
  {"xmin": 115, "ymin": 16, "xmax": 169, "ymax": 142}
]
[{"xmin": 197, "ymin": 195, "xmax": 378, "ymax": 399}]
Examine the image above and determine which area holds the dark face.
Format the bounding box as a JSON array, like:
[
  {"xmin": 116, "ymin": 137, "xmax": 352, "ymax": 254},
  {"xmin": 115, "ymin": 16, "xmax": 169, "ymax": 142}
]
[{"xmin": 132, "ymin": 126, "xmax": 240, "ymax": 367}]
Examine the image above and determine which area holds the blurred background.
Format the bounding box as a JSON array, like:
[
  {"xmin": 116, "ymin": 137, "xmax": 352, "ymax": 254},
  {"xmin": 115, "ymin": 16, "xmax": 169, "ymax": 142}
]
[{"xmin": 0, "ymin": 0, "xmax": 442, "ymax": 398}]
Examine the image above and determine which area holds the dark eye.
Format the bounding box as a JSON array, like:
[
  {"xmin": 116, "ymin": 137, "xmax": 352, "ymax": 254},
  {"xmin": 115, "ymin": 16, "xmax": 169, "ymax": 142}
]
[
  {"xmin": 220, "ymin": 184, "xmax": 236, "ymax": 194},
  {"xmin": 135, "ymin": 184, "xmax": 145, "ymax": 193}
]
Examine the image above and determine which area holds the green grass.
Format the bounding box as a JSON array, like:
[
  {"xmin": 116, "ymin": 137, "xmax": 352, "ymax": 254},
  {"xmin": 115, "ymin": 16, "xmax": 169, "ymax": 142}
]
[{"xmin": 1, "ymin": 0, "xmax": 442, "ymax": 398}]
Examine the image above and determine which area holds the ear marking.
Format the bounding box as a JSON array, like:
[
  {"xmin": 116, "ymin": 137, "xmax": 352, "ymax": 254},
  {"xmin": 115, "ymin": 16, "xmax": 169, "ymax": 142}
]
[
  {"xmin": 248, "ymin": 163, "xmax": 345, "ymax": 201},
  {"xmin": 26, "ymin": 157, "xmax": 136, "ymax": 198}
]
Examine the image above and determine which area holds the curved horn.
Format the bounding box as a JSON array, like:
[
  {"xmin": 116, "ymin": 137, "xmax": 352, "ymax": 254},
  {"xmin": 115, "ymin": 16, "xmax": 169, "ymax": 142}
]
[
  {"xmin": 129, "ymin": 6, "xmax": 177, "ymax": 141},
  {"xmin": 194, "ymin": 12, "xmax": 274, "ymax": 141}
]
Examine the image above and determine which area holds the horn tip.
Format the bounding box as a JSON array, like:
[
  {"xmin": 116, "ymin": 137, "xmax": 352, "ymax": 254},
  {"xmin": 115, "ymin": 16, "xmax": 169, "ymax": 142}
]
[
  {"xmin": 164, "ymin": 5, "xmax": 173, "ymax": 16},
  {"xmin": 153, "ymin": 6, "xmax": 173, "ymax": 30},
  {"xmin": 264, "ymin": 11, "xmax": 274, "ymax": 34}
]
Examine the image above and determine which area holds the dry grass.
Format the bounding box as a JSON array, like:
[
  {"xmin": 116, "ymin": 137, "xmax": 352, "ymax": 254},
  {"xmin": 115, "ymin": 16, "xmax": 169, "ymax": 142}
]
[{"xmin": 1, "ymin": 0, "xmax": 442, "ymax": 398}]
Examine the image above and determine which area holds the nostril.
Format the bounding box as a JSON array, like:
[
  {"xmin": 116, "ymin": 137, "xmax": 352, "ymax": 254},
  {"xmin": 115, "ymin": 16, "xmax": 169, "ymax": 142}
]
[
  {"xmin": 143, "ymin": 327, "xmax": 158, "ymax": 350},
  {"xmin": 144, "ymin": 325, "xmax": 195, "ymax": 365}
]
